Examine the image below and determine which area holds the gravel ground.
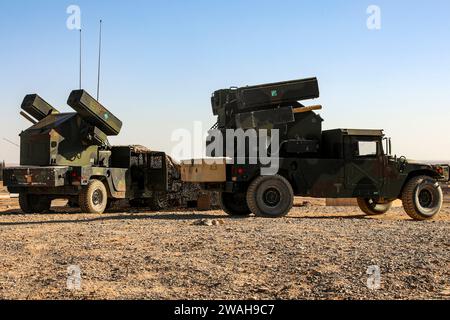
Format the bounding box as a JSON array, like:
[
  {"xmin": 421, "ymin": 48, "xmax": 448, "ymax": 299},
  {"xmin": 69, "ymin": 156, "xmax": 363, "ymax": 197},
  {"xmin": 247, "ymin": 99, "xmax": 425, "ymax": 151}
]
[{"xmin": 0, "ymin": 198, "xmax": 448, "ymax": 300}]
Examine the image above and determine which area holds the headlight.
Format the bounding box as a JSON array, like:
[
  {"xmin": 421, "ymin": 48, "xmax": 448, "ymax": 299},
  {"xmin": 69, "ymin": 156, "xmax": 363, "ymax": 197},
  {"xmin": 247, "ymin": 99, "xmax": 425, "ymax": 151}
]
[
  {"xmin": 436, "ymin": 165, "xmax": 450, "ymax": 181},
  {"xmin": 443, "ymin": 166, "xmax": 450, "ymax": 181}
]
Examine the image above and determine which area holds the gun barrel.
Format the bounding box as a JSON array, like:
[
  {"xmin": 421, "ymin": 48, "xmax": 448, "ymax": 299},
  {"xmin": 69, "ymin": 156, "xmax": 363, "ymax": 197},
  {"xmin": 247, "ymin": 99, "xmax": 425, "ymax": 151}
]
[
  {"xmin": 20, "ymin": 111, "xmax": 38, "ymax": 124},
  {"xmin": 293, "ymin": 105, "xmax": 323, "ymax": 114}
]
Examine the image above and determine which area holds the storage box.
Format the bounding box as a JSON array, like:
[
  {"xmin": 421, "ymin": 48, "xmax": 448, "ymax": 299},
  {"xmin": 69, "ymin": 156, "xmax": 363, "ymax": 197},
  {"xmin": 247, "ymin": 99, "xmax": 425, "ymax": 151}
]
[{"xmin": 181, "ymin": 159, "xmax": 227, "ymax": 183}]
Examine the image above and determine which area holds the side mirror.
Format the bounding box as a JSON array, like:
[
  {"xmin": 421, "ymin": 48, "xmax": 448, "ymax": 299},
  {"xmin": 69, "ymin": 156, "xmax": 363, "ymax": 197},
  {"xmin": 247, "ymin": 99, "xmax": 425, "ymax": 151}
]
[
  {"xmin": 383, "ymin": 137, "xmax": 393, "ymax": 156},
  {"xmin": 388, "ymin": 138, "xmax": 392, "ymax": 156},
  {"xmin": 398, "ymin": 156, "xmax": 408, "ymax": 173}
]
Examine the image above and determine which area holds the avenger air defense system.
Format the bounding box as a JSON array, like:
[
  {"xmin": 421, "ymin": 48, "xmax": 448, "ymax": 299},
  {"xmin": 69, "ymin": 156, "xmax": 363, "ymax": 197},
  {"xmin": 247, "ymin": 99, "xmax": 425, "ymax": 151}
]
[
  {"xmin": 3, "ymin": 90, "xmax": 198, "ymax": 214},
  {"xmin": 181, "ymin": 77, "xmax": 450, "ymax": 220}
]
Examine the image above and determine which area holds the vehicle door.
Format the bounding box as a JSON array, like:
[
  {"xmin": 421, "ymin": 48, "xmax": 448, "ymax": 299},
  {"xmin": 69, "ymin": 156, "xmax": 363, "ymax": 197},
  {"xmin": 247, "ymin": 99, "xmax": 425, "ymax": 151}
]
[{"xmin": 344, "ymin": 136, "xmax": 385, "ymax": 197}]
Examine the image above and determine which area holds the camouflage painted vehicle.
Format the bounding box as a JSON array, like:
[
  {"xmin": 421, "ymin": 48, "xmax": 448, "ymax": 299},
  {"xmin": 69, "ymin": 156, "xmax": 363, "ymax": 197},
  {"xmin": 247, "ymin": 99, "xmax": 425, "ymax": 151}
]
[
  {"xmin": 3, "ymin": 90, "xmax": 195, "ymax": 214},
  {"xmin": 182, "ymin": 77, "xmax": 450, "ymax": 220}
]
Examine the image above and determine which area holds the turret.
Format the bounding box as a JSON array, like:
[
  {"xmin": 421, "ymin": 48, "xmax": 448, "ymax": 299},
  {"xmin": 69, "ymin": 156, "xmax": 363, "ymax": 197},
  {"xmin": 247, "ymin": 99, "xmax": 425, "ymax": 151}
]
[
  {"xmin": 19, "ymin": 90, "xmax": 122, "ymax": 167},
  {"xmin": 208, "ymin": 77, "xmax": 324, "ymax": 156}
]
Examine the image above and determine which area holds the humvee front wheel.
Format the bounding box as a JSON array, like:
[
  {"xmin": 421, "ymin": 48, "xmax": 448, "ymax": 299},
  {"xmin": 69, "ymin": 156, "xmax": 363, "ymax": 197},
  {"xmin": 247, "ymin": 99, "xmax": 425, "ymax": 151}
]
[
  {"xmin": 19, "ymin": 194, "xmax": 51, "ymax": 214},
  {"xmin": 401, "ymin": 175, "xmax": 443, "ymax": 220},
  {"xmin": 246, "ymin": 175, "xmax": 294, "ymax": 218},
  {"xmin": 79, "ymin": 180, "xmax": 108, "ymax": 214},
  {"xmin": 357, "ymin": 198, "xmax": 393, "ymax": 216},
  {"xmin": 220, "ymin": 192, "xmax": 251, "ymax": 216}
]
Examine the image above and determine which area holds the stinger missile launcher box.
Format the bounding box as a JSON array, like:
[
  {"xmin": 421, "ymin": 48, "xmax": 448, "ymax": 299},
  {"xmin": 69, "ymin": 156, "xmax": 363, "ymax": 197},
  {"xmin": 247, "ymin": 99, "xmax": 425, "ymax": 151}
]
[
  {"xmin": 67, "ymin": 90, "xmax": 122, "ymax": 136},
  {"xmin": 21, "ymin": 94, "xmax": 60, "ymax": 121},
  {"xmin": 211, "ymin": 77, "xmax": 320, "ymax": 128},
  {"xmin": 208, "ymin": 77, "xmax": 323, "ymax": 156},
  {"xmin": 19, "ymin": 90, "xmax": 121, "ymax": 167}
]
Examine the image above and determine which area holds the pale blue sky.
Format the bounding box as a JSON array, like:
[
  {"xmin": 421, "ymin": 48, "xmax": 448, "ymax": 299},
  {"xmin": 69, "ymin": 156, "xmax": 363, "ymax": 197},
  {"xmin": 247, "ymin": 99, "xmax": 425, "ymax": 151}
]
[{"xmin": 0, "ymin": 0, "xmax": 449, "ymax": 163}]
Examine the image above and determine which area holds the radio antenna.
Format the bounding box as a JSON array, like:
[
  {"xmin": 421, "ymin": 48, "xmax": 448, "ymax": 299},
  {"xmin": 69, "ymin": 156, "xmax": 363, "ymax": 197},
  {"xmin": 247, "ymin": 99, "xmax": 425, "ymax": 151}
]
[
  {"xmin": 3, "ymin": 138, "xmax": 19, "ymax": 148},
  {"xmin": 97, "ymin": 20, "xmax": 103, "ymax": 101},
  {"xmin": 79, "ymin": 28, "xmax": 82, "ymax": 89}
]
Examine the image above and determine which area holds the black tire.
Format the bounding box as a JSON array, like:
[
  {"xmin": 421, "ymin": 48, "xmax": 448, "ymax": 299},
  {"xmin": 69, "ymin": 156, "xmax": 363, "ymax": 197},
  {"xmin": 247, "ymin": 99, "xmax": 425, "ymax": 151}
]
[
  {"xmin": 67, "ymin": 198, "xmax": 79, "ymax": 208},
  {"xmin": 357, "ymin": 198, "xmax": 393, "ymax": 216},
  {"xmin": 148, "ymin": 192, "xmax": 169, "ymax": 211},
  {"xmin": 401, "ymin": 175, "xmax": 443, "ymax": 220},
  {"xmin": 246, "ymin": 175, "xmax": 294, "ymax": 218},
  {"xmin": 220, "ymin": 192, "xmax": 251, "ymax": 216},
  {"xmin": 79, "ymin": 180, "xmax": 108, "ymax": 214},
  {"xmin": 105, "ymin": 199, "xmax": 115, "ymax": 211},
  {"xmin": 129, "ymin": 198, "xmax": 145, "ymax": 208},
  {"xmin": 19, "ymin": 194, "xmax": 51, "ymax": 214}
]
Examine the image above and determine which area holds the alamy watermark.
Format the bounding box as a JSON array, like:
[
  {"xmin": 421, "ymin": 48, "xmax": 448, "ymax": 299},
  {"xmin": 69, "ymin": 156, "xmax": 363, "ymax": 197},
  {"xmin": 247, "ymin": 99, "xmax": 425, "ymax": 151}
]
[
  {"xmin": 67, "ymin": 265, "xmax": 82, "ymax": 290},
  {"xmin": 367, "ymin": 5, "xmax": 381, "ymax": 30},
  {"xmin": 66, "ymin": 5, "xmax": 81, "ymax": 30},
  {"xmin": 366, "ymin": 265, "xmax": 381, "ymax": 290},
  {"xmin": 171, "ymin": 122, "xmax": 280, "ymax": 176}
]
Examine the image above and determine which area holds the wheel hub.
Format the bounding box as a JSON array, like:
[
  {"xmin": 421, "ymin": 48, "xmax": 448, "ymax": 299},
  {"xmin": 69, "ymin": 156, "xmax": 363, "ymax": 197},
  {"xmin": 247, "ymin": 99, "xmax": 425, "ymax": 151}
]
[
  {"xmin": 263, "ymin": 188, "xmax": 281, "ymax": 207},
  {"xmin": 418, "ymin": 189, "xmax": 433, "ymax": 208},
  {"xmin": 92, "ymin": 189, "xmax": 104, "ymax": 206},
  {"xmin": 367, "ymin": 199, "xmax": 377, "ymax": 208}
]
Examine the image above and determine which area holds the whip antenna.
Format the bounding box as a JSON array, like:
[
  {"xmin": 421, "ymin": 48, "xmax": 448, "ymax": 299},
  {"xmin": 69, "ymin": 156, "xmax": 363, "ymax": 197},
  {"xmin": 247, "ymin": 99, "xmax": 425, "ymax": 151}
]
[
  {"xmin": 97, "ymin": 20, "xmax": 103, "ymax": 101},
  {"xmin": 79, "ymin": 28, "xmax": 82, "ymax": 89},
  {"xmin": 3, "ymin": 138, "xmax": 19, "ymax": 148}
]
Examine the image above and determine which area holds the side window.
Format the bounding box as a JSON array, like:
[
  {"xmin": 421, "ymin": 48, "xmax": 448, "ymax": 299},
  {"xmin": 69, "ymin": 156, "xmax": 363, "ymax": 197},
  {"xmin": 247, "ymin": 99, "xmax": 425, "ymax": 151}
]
[
  {"xmin": 345, "ymin": 137, "xmax": 382, "ymax": 159},
  {"xmin": 357, "ymin": 141, "xmax": 378, "ymax": 157}
]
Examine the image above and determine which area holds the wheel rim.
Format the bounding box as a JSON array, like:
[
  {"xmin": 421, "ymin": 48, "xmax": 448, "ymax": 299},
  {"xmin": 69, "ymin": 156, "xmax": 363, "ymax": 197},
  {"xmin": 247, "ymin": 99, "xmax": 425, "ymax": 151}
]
[
  {"xmin": 263, "ymin": 187, "xmax": 281, "ymax": 207},
  {"xmin": 367, "ymin": 199, "xmax": 377, "ymax": 209},
  {"xmin": 413, "ymin": 180, "xmax": 442, "ymax": 217},
  {"xmin": 367, "ymin": 198, "xmax": 388, "ymax": 209},
  {"xmin": 92, "ymin": 189, "xmax": 104, "ymax": 206},
  {"xmin": 418, "ymin": 188, "xmax": 434, "ymax": 208}
]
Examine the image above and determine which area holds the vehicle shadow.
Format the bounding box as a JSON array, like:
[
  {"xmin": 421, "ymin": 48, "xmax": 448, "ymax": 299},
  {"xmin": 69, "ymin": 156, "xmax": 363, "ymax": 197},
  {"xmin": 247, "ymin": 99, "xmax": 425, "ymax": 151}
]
[
  {"xmin": 286, "ymin": 214, "xmax": 369, "ymax": 220},
  {"xmin": 0, "ymin": 208, "xmax": 234, "ymax": 227},
  {"xmin": 0, "ymin": 208, "xmax": 387, "ymax": 227}
]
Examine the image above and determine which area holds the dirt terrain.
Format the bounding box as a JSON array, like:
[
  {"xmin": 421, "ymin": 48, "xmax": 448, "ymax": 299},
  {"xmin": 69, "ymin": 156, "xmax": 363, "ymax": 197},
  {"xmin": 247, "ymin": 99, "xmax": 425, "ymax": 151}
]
[{"xmin": 0, "ymin": 194, "xmax": 448, "ymax": 300}]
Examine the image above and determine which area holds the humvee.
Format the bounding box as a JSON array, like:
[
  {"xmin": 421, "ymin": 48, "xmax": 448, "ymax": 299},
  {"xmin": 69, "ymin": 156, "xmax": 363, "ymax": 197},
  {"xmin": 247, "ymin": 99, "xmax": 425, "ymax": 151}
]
[
  {"xmin": 3, "ymin": 90, "xmax": 194, "ymax": 214},
  {"xmin": 181, "ymin": 78, "xmax": 450, "ymax": 220}
]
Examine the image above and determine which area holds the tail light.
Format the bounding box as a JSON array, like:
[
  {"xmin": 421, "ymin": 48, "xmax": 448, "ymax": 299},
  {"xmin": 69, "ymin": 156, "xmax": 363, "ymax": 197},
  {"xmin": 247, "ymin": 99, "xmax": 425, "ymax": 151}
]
[
  {"xmin": 232, "ymin": 166, "xmax": 246, "ymax": 176},
  {"xmin": 70, "ymin": 170, "xmax": 81, "ymax": 185}
]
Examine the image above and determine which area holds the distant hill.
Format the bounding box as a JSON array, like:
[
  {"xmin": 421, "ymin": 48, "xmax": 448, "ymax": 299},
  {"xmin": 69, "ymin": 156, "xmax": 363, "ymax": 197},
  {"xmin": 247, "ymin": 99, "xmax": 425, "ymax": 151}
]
[{"xmin": 421, "ymin": 160, "xmax": 450, "ymax": 165}]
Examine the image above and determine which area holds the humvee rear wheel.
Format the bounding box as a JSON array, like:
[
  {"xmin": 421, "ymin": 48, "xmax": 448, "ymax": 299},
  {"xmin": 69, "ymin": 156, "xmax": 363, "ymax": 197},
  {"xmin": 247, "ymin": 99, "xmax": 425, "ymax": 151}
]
[
  {"xmin": 357, "ymin": 198, "xmax": 393, "ymax": 216},
  {"xmin": 67, "ymin": 198, "xmax": 79, "ymax": 208},
  {"xmin": 401, "ymin": 175, "xmax": 443, "ymax": 220},
  {"xmin": 19, "ymin": 194, "xmax": 51, "ymax": 214},
  {"xmin": 105, "ymin": 199, "xmax": 115, "ymax": 211},
  {"xmin": 79, "ymin": 180, "xmax": 108, "ymax": 214},
  {"xmin": 149, "ymin": 192, "xmax": 169, "ymax": 211},
  {"xmin": 220, "ymin": 192, "xmax": 251, "ymax": 216},
  {"xmin": 246, "ymin": 175, "xmax": 294, "ymax": 218},
  {"xmin": 129, "ymin": 198, "xmax": 146, "ymax": 208}
]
